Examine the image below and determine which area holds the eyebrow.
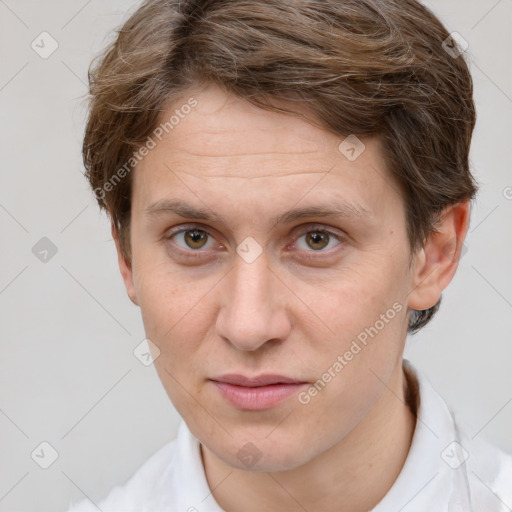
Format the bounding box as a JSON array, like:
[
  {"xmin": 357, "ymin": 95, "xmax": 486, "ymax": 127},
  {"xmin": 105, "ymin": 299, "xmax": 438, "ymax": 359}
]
[{"xmin": 146, "ymin": 199, "xmax": 371, "ymax": 226}]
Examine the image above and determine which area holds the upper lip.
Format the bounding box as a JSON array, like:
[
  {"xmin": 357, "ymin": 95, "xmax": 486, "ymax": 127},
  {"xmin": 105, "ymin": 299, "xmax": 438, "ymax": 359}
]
[{"xmin": 211, "ymin": 374, "xmax": 306, "ymax": 387}]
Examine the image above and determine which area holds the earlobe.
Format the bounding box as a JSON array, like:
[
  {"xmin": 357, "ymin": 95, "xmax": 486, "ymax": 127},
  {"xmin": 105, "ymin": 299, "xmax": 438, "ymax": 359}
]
[
  {"xmin": 112, "ymin": 222, "xmax": 139, "ymax": 306},
  {"xmin": 407, "ymin": 201, "xmax": 470, "ymax": 311}
]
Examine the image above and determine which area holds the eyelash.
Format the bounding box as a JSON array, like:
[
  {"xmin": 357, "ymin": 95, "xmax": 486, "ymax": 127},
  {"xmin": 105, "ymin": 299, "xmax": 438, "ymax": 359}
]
[{"xmin": 164, "ymin": 223, "xmax": 345, "ymax": 261}]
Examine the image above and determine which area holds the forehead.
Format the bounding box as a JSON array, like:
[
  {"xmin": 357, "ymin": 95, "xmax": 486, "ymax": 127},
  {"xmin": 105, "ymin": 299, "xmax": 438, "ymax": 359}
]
[
  {"xmin": 155, "ymin": 86, "xmax": 332, "ymax": 176},
  {"xmin": 132, "ymin": 84, "xmax": 403, "ymax": 220}
]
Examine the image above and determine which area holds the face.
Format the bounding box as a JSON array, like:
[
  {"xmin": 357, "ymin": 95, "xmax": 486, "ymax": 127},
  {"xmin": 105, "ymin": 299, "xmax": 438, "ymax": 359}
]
[{"xmin": 119, "ymin": 84, "xmax": 419, "ymax": 472}]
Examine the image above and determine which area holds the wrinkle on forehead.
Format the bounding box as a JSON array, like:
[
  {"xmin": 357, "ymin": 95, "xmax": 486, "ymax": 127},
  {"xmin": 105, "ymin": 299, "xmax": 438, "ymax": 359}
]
[
  {"xmin": 156, "ymin": 126, "xmax": 322, "ymax": 162},
  {"xmin": 164, "ymin": 168, "xmax": 335, "ymax": 180},
  {"xmin": 155, "ymin": 86, "xmax": 326, "ymax": 157}
]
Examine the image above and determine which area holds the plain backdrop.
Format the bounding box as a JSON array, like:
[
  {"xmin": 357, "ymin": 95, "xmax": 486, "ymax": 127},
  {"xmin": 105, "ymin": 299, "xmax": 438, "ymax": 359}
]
[{"xmin": 0, "ymin": 1, "xmax": 511, "ymax": 511}]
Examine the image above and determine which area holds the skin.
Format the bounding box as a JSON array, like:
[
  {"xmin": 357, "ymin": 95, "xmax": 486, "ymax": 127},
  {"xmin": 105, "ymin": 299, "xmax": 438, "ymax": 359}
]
[{"xmin": 114, "ymin": 83, "xmax": 469, "ymax": 512}]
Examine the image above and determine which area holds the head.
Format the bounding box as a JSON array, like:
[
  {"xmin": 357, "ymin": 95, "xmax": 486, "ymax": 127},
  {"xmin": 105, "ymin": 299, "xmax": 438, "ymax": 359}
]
[{"xmin": 83, "ymin": 0, "xmax": 477, "ymax": 472}]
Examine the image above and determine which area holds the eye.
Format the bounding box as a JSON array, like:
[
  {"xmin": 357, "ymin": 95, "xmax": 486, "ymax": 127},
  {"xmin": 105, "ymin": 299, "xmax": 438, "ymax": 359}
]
[
  {"xmin": 294, "ymin": 226, "xmax": 344, "ymax": 253},
  {"xmin": 164, "ymin": 223, "xmax": 345, "ymax": 261},
  {"xmin": 165, "ymin": 225, "xmax": 218, "ymax": 255}
]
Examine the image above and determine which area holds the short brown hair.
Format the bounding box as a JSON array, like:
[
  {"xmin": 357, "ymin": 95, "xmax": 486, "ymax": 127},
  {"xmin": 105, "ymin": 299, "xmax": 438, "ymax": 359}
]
[{"xmin": 82, "ymin": 0, "xmax": 478, "ymax": 332}]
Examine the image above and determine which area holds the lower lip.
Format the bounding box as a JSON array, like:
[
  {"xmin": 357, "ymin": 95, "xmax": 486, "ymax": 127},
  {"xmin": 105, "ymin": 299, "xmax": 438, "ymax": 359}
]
[{"xmin": 212, "ymin": 381, "xmax": 307, "ymax": 410}]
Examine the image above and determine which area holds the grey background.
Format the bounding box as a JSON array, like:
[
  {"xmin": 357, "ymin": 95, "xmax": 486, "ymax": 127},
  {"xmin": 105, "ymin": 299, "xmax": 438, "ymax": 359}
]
[{"xmin": 0, "ymin": 1, "xmax": 510, "ymax": 511}]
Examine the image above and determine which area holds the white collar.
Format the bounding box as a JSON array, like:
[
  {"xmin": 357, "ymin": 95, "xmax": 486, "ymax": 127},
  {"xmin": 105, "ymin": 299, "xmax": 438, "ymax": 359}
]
[{"xmin": 370, "ymin": 359, "xmax": 472, "ymax": 511}]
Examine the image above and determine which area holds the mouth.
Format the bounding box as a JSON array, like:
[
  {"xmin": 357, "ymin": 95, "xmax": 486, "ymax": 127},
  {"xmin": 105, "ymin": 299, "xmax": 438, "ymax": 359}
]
[{"xmin": 209, "ymin": 374, "xmax": 308, "ymax": 411}]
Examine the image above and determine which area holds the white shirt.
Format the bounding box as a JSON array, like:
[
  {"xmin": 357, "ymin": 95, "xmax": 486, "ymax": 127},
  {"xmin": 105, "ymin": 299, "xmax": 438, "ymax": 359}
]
[{"xmin": 66, "ymin": 360, "xmax": 512, "ymax": 511}]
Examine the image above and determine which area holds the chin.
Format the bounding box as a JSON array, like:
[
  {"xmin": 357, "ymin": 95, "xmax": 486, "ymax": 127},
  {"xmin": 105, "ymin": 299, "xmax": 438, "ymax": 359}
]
[{"xmin": 206, "ymin": 430, "xmax": 320, "ymax": 473}]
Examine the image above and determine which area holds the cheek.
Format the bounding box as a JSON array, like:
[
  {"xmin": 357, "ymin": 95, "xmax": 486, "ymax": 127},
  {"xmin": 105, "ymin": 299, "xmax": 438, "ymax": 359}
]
[
  {"xmin": 136, "ymin": 270, "xmax": 210, "ymax": 349},
  {"xmin": 292, "ymin": 254, "xmax": 409, "ymax": 403},
  {"xmin": 134, "ymin": 266, "xmax": 216, "ymax": 419},
  {"xmin": 297, "ymin": 252, "xmax": 408, "ymax": 344},
  {"xmin": 131, "ymin": 258, "xmax": 187, "ymax": 348}
]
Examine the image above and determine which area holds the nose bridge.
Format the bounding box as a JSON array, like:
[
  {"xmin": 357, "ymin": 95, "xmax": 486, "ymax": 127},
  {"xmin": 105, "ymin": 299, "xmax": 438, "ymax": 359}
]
[{"xmin": 216, "ymin": 250, "xmax": 289, "ymax": 351}]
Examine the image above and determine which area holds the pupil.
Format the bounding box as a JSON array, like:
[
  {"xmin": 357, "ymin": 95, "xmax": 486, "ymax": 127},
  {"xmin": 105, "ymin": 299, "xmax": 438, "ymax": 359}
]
[
  {"xmin": 186, "ymin": 230, "xmax": 206, "ymax": 248},
  {"xmin": 308, "ymin": 232, "xmax": 328, "ymax": 250}
]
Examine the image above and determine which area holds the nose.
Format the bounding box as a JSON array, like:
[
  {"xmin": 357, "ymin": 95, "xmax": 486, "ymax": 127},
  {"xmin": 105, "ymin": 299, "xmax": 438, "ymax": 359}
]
[{"xmin": 215, "ymin": 250, "xmax": 291, "ymax": 351}]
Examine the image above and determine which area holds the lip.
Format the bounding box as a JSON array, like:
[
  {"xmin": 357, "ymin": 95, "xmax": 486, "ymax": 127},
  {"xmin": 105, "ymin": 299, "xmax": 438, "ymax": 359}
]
[{"xmin": 210, "ymin": 374, "xmax": 308, "ymax": 410}]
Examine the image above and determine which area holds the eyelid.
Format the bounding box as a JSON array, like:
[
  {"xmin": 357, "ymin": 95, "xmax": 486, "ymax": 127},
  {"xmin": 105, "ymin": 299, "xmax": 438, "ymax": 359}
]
[
  {"xmin": 165, "ymin": 222, "xmax": 344, "ymax": 240},
  {"xmin": 165, "ymin": 223, "xmax": 214, "ymax": 238},
  {"xmin": 292, "ymin": 223, "xmax": 345, "ymax": 238}
]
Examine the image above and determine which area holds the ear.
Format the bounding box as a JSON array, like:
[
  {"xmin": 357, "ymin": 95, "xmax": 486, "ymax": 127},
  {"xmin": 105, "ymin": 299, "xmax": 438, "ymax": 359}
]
[
  {"xmin": 112, "ymin": 222, "xmax": 139, "ymax": 306},
  {"xmin": 408, "ymin": 201, "xmax": 470, "ymax": 311}
]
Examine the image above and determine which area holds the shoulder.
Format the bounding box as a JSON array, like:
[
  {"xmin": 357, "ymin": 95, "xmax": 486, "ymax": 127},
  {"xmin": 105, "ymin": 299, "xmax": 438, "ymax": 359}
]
[
  {"xmin": 401, "ymin": 360, "xmax": 512, "ymax": 511},
  {"xmin": 456, "ymin": 417, "xmax": 512, "ymax": 511},
  {"xmin": 65, "ymin": 438, "xmax": 178, "ymax": 512},
  {"xmin": 66, "ymin": 421, "xmax": 221, "ymax": 512}
]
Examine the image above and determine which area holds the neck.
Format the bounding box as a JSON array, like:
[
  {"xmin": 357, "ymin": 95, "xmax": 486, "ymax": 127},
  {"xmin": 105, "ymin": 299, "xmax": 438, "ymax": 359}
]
[{"xmin": 202, "ymin": 361, "xmax": 417, "ymax": 512}]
